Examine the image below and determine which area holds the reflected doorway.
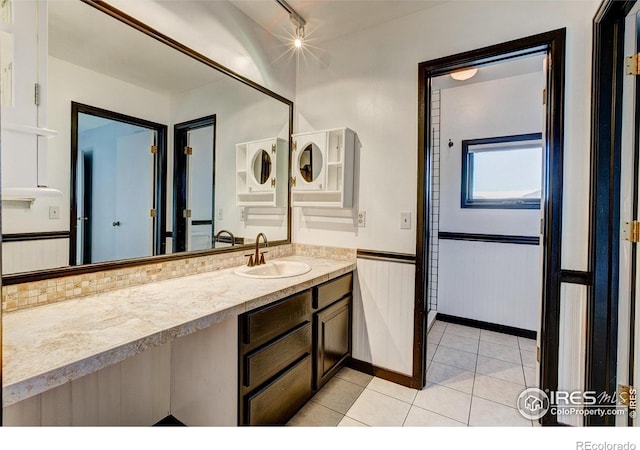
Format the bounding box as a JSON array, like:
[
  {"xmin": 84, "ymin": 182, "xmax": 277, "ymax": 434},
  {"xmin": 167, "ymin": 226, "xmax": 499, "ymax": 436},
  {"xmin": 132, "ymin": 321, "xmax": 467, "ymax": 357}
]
[{"xmin": 70, "ymin": 102, "xmax": 168, "ymax": 265}]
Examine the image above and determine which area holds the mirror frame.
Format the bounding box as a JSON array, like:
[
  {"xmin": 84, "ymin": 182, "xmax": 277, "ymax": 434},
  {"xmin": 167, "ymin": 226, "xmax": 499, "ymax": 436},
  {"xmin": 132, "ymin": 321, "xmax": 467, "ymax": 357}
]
[{"xmin": 2, "ymin": 0, "xmax": 293, "ymax": 285}]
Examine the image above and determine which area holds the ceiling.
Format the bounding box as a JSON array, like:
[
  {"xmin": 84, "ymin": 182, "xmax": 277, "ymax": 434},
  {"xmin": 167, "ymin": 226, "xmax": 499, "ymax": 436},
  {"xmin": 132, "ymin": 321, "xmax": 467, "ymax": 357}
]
[{"xmin": 229, "ymin": 0, "xmax": 446, "ymax": 44}]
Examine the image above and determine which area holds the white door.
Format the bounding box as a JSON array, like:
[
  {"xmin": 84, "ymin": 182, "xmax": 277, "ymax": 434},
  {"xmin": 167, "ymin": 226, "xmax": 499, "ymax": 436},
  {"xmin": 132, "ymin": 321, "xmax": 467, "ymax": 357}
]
[
  {"xmin": 114, "ymin": 130, "xmax": 154, "ymax": 260},
  {"xmin": 616, "ymin": 4, "xmax": 640, "ymax": 427},
  {"xmin": 186, "ymin": 125, "xmax": 214, "ymax": 251}
]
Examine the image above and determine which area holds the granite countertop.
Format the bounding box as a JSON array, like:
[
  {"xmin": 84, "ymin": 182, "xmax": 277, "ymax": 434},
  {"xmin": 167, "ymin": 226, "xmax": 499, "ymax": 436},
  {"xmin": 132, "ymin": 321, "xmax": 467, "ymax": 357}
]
[{"xmin": 2, "ymin": 255, "xmax": 355, "ymax": 407}]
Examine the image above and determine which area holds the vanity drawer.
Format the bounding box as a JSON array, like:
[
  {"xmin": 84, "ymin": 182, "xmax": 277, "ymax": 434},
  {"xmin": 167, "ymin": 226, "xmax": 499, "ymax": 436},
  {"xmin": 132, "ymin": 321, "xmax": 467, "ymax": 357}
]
[
  {"xmin": 242, "ymin": 290, "xmax": 312, "ymax": 349},
  {"xmin": 243, "ymin": 321, "xmax": 311, "ymax": 390},
  {"xmin": 314, "ymin": 272, "xmax": 353, "ymax": 310},
  {"xmin": 244, "ymin": 354, "xmax": 312, "ymax": 426}
]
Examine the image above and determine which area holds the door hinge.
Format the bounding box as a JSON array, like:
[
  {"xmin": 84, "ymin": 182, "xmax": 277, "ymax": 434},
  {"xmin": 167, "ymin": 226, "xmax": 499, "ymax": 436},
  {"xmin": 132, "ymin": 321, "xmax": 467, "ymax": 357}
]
[
  {"xmin": 292, "ymin": 141, "xmax": 297, "ymax": 151},
  {"xmin": 34, "ymin": 83, "xmax": 40, "ymax": 106},
  {"xmin": 623, "ymin": 221, "xmax": 640, "ymax": 243},
  {"xmin": 537, "ymin": 347, "xmax": 540, "ymax": 363},
  {"xmin": 150, "ymin": 145, "xmax": 158, "ymax": 154},
  {"xmin": 184, "ymin": 146, "xmax": 192, "ymax": 155},
  {"xmin": 542, "ymin": 88, "xmax": 546, "ymax": 105},
  {"xmin": 183, "ymin": 209, "xmax": 191, "ymax": 218},
  {"xmin": 271, "ymin": 143, "xmax": 276, "ymax": 154},
  {"xmin": 626, "ymin": 53, "xmax": 640, "ymax": 76},
  {"xmin": 150, "ymin": 208, "xmax": 157, "ymax": 218},
  {"xmin": 271, "ymin": 178, "xmax": 276, "ymax": 187},
  {"xmin": 618, "ymin": 384, "xmax": 636, "ymax": 407},
  {"xmin": 290, "ymin": 176, "xmax": 296, "ymax": 187}
]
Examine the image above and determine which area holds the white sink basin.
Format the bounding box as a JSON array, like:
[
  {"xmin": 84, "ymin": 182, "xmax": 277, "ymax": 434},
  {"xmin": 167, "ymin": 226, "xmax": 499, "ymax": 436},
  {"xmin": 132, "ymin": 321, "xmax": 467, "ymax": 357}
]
[{"xmin": 234, "ymin": 260, "xmax": 311, "ymax": 279}]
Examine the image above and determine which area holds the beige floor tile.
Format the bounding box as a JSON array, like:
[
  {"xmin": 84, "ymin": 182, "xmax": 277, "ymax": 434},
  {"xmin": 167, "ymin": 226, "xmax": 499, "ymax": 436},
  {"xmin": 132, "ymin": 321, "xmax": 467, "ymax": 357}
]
[
  {"xmin": 520, "ymin": 350, "xmax": 537, "ymax": 368},
  {"xmin": 431, "ymin": 321, "xmax": 447, "ymax": 332},
  {"xmin": 523, "ymin": 365, "xmax": 538, "ymax": 387},
  {"xmin": 427, "ymin": 361, "xmax": 474, "ymax": 394},
  {"xmin": 367, "ymin": 377, "xmax": 418, "ymax": 404},
  {"xmin": 473, "ymin": 374, "xmax": 526, "ymax": 409},
  {"xmin": 413, "ymin": 383, "xmax": 472, "ymax": 424},
  {"xmin": 475, "ymin": 355, "xmax": 525, "ymax": 386},
  {"xmin": 444, "ymin": 323, "xmax": 481, "ymax": 340},
  {"xmin": 479, "ymin": 330, "xmax": 519, "ymax": 348},
  {"xmin": 312, "ymin": 377, "xmax": 365, "ymax": 414},
  {"xmin": 287, "ymin": 401, "xmax": 343, "ymax": 426},
  {"xmin": 427, "ymin": 343, "xmax": 438, "ymax": 361},
  {"xmin": 440, "ymin": 332, "xmax": 480, "ymax": 354},
  {"xmin": 478, "ymin": 341, "xmax": 522, "ymax": 365},
  {"xmin": 518, "ymin": 337, "xmax": 537, "ymax": 352},
  {"xmin": 468, "ymin": 396, "xmax": 532, "ymax": 427},
  {"xmin": 334, "ymin": 367, "xmax": 373, "ymax": 387},
  {"xmin": 338, "ymin": 416, "xmax": 368, "ymax": 427},
  {"xmin": 433, "ymin": 346, "xmax": 477, "ymax": 372},
  {"xmin": 428, "ymin": 328, "xmax": 444, "ymax": 344},
  {"xmin": 345, "ymin": 389, "xmax": 411, "ymax": 426},
  {"xmin": 403, "ymin": 406, "xmax": 467, "ymax": 427}
]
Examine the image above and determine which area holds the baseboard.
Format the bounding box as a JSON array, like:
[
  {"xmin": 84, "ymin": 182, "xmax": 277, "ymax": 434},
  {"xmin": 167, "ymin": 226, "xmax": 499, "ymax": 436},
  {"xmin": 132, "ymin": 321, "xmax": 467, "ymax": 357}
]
[
  {"xmin": 436, "ymin": 313, "xmax": 537, "ymax": 340},
  {"xmin": 154, "ymin": 415, "xmax": 186, "ymax": 426},
  {"xmin": 347, "ymin": 358, "xmax": 419, "ymax": 389}
]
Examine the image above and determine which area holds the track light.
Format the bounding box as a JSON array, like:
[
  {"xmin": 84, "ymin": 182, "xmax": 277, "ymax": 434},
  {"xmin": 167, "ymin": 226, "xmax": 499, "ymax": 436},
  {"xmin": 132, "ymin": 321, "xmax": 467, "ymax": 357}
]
[
  {"xmin": 294, "ymin": 26, "xmax": 304, "ymax": 48},
  {"xmin": 274, "ymin": 0, "xmax": 307, "ymax": 49}
]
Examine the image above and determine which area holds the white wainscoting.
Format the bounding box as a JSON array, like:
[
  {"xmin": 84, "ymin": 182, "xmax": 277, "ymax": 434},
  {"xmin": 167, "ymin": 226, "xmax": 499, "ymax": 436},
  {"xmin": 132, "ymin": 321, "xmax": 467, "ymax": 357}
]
[
  {"xmin": 2, "ymin": 239, "xmax": 69, "ymax": 274},
  {"xmin": 438, "ymin": 239, "xmax": 540, "ymax": 331},
  {"xmin": 3, "ymin": 343, "xmax": 171, "ymax": 426},
  {"xmin": 352, "ymin": 257, "xmax": 415, "ymax": 376},
  {"xmin": 557, "ymin": 282, "xmax": 587, "ymax": 427}
]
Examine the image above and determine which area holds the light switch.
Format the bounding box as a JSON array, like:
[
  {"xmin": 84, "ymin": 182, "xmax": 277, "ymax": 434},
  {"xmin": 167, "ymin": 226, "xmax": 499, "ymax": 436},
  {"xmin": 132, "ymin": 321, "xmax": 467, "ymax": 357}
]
[
  {"xmin": 217, "ymin": 208, "xmax": 223, "ymax": 220},
  {"xmin": 240, "ymin": 209, "xmax": 246, "ymax": 221},
  {"xmin": 400, "ymin": 211, "xmax": 411, "ymax": 229}
]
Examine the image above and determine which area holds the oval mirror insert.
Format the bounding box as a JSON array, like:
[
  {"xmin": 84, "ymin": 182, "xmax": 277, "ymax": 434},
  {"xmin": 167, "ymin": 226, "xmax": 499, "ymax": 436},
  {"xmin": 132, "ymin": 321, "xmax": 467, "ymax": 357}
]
[
  {"xmin": 299, "ymin": 143, "xmax": 323, "ymax": 183},
  {"xmin": 252, "ymin": 149, "xmax": 272, "ymax": 185}
]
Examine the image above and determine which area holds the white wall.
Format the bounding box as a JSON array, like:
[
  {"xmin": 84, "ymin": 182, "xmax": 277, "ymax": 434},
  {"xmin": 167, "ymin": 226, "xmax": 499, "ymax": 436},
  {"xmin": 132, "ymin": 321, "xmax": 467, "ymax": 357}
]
[{"xmin": 293, "ymin": 0, "xmax": 597, "ymax": 270}]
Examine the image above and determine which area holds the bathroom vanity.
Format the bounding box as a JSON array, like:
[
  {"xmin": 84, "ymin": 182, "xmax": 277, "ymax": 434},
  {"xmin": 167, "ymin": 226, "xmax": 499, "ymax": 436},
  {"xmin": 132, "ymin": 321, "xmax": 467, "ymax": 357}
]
[{"xmin": 2, "ymin": 255, "xmax": 355, "ymax": 426}]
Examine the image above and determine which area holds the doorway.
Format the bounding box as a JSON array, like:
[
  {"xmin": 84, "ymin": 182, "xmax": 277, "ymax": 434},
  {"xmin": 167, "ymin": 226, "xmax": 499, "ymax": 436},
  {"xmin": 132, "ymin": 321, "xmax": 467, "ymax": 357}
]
[
  {"xmin": 70, "ymin": 102, "xmax": 168, "ymax": 265},
  {"xmin": 173, "ymin": 115, "xmax": 217, "ymax": 253},
  {"xmin": 415, "ymin": 29, "xmax": 566, "ymax": 426}
]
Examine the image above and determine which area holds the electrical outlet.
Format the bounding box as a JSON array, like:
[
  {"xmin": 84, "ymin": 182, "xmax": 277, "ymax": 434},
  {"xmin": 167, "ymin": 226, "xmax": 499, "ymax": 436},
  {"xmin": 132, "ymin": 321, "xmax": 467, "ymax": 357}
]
[
  {"xmin": 217, "ymin": 208, "xmax": 223, "ymax": 220},
  {"xmin": 49, "ymin": 206, "xmax": 60, "ymax": 219},
  {"xmin": 400, "ymin": 211, "xmax": 411, "ymax": 229},
  {"xmin": 357, "ymin": 211, "xmax": 366, "ymax": 227}
]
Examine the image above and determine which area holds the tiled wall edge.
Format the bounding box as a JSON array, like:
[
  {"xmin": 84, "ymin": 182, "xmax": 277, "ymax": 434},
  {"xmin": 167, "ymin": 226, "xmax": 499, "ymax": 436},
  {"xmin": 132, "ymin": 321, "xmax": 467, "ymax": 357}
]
[{"xmin": 1, "ymin": 243, "xmax": 357, "ymax": 313}]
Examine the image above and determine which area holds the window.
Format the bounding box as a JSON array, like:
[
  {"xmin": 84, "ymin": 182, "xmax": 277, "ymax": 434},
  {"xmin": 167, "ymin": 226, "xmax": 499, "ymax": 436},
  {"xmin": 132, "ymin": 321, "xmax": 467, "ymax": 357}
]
[{"xmin": 461, "ymin": 133, "xmax": 543, "ymax": 209}]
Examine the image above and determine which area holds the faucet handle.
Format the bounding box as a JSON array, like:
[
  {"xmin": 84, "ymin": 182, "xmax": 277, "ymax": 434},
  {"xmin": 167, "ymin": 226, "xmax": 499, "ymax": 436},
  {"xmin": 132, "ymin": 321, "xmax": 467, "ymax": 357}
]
[
  {"xmin": 244, "ymin": 254, "xmax": 255, "ymax": 267},
  {"xmin": 259, "ymin": 251, "xmax": 268, "ymax": 265}
]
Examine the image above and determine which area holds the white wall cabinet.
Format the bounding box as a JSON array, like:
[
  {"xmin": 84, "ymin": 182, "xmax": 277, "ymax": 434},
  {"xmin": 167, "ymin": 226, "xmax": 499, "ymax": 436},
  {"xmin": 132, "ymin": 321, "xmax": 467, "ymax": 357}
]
[
  {"xmin": 236, "ymin": 137, "xmax": 288, "ymax": 207},
  {"xmin": 291, "ymin": 127, "xmax": 355, "ymax": 208},
  {"xmin": 0, "ymin": 0, "xmax": 58, "ymax": 203}
]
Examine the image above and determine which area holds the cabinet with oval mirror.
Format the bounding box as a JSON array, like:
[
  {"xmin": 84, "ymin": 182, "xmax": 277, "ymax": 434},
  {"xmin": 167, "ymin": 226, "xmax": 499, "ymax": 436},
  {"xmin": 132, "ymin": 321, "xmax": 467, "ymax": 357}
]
[{"xmin": 0, "ymin": 0, "xmax": 292, "ymax": 278}]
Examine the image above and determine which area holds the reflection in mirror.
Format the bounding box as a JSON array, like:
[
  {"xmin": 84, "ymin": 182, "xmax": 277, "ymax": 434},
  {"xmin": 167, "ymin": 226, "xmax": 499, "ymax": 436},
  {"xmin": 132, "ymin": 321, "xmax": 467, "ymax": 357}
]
[
  {"xmin": 0, "ymin": 0, "xmax": 291, "ymax": 276},
  {"xmin": 299, "ymin": 143, "xmax": 323, "ymax": 183},
  {"xmin": 252, "ymin": 149, "xmax": 272, "ymax": 185}
]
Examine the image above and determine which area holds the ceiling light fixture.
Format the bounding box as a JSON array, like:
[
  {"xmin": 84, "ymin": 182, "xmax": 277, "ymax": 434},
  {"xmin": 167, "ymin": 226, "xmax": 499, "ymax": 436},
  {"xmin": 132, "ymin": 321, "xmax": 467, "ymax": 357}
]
[
  {"xmin": 450, "ymin": 68, "xmax": 478, "ymax": 81},
  {"xmin": 275, "ymin": 0, "xmax": 307, "ymax": 49}
]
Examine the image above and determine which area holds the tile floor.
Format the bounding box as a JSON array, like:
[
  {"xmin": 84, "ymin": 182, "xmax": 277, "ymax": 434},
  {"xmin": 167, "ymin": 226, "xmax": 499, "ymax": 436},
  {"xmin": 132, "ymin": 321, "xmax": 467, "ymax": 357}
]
[{"xmin": 288, "ymin": 320, "xmax": 539, "ymax": 427}]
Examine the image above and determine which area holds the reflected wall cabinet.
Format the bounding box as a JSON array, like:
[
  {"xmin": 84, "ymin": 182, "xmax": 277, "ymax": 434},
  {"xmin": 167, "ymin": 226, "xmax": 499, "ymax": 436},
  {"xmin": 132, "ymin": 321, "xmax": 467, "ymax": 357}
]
[
  {"xmin": 291, "ymin": 127, "xmax": 355, "ymax": 208},
  {"xmin": 236, "ymin": 137, "xmax": 288, "ymax": 207}
]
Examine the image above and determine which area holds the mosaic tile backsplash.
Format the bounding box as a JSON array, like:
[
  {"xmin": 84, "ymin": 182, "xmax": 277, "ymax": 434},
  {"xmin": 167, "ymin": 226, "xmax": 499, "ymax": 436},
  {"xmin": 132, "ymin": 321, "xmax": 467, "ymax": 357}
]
[{"xmin": 1, "ymin": 244, "xmax": 356, "ymax": 312}]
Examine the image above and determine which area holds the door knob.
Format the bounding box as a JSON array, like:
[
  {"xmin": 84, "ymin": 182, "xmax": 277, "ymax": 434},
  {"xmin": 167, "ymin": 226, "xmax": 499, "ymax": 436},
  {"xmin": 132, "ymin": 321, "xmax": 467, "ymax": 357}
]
[
  {"xmin": 112, "ymin": 221, "xmax": 121, "ymax": 227},
  {"xmin": 77, "ymin": 216, "xmax": 88, "ymax": 221}
]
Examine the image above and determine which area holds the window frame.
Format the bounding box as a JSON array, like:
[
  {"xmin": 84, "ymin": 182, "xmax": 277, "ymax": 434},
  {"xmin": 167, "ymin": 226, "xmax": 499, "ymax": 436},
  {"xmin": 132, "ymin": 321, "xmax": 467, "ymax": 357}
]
[{"xmin": 460, "ymin": 132, "xmax": 543, "ymax": 209}]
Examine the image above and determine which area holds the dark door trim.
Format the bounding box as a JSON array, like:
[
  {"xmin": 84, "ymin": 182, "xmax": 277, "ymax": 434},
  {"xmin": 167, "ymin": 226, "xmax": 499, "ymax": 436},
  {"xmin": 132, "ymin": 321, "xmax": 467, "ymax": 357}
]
[
  {"xmin": 81, "ymin": 150, "xmax": 94, "ymax": 264},
  {"xmin": 173, "ymin": 115, "xmax": 216, "ymax": 253},
  {"xmin": 70, "ymin": 102, "xmax": 168, "ymax": 265},
  {"xmin": 587, "ymin": 0, "xmax": 638, "ymax": 426},
  {"xmin": 415, "ymin": 29, "xmax": 566, "ymax": 425}
]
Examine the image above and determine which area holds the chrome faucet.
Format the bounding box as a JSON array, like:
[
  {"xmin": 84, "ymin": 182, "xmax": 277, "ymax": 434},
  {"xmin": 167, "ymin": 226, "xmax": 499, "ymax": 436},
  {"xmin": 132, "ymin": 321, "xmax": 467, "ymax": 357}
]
[
  {"xmin": 214, "ymin": 229, "xmax": 235, "ymax": 247},
  {"xmin": 254, "ymin": 232, "xmax": 268, "ymax": 265}
]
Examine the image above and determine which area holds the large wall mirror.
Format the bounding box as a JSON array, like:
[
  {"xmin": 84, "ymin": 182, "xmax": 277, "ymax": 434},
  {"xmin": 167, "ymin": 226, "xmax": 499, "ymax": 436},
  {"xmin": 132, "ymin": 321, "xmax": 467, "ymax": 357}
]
[{"xmin": 0, "ymin": 0, "xmax": 292, "ymax": 280}]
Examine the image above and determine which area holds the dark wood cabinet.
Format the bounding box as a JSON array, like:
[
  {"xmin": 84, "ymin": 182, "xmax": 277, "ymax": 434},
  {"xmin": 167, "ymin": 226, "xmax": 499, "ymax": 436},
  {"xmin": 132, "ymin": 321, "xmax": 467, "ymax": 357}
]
[
  {"xmin": 313, "ymin": 273, "xmax": 353, "ymax": 390},
  {"xmin": 237, "ymin": 272, "xmax": 353, "ymax": 425}
]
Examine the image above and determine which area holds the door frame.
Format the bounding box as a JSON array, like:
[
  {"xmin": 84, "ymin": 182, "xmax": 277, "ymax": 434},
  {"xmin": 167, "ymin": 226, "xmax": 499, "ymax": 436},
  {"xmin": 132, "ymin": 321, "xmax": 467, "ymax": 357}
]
[
  {"xmin": 70, "ymin": 102, "xmax": 168, "ymax": 264},
  {"xmin": 172, "ymin": 115, "xmax": 217, "ymax": 253},
  {"xmin": 588, "ymin": 0, "xmax": 638, "ymax": 427},
  {"xmin": 80, "ymin": 149, "xmax": 94, "ymax": 264},
  {"xmin": 415, "ymin": 29, "xmax": 566, "ymax": 426}
]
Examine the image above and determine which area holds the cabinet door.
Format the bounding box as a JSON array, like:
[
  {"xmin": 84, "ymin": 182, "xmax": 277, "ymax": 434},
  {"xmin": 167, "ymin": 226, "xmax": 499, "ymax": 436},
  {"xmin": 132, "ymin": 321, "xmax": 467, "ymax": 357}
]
[
  {"xmin": 246, "ymin": 139, "xmax": 276, "ymax": 193},
  {"xmin": 292, "ymin": 132, "xmax": 327, "ymax": 191},
  {"xmin": 314, "ymin": 295, "xmax": 352, "ymax": 389}
]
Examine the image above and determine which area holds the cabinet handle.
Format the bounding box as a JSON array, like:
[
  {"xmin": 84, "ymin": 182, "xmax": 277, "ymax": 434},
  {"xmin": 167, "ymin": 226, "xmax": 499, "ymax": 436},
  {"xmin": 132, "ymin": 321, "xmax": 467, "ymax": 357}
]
[{"xmin": 112, "ymin": 221, "xmax": 121, "ymax": 227}]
